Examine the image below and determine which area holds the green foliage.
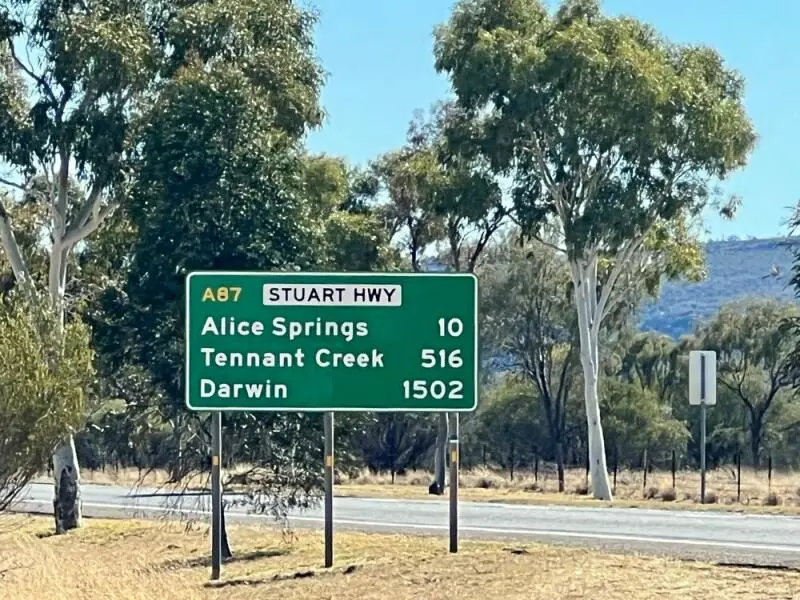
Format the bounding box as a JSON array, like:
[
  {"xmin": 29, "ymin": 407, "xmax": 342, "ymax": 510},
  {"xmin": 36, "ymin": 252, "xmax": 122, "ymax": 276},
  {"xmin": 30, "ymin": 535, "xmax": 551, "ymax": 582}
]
[
  {"xmin": 0, "ymin": 297, "xmax": 93, "ymax": 510},
  {"xmin": 698, "ymin": 298, "xmax": 800, "ymax": 463},
  {"xmin": 434, "ymin": 0, "xmax": 755, "ymax": 256},
  {"xmin": 374, "ymin": 103, "xmax": 505, "ymax": 272},
  {"xmin": 118, "ymin": 60, "xmax": 322, "ymax": 401},
  {"xmin": 75, "ymin": 0, "xmax": 398, "ymax": 519},
  {"xmin": 600, "ymin": 378, "xmax": 689, "ymax": 463},
  {"xmin": 617, "ymin": 331, "xmax": 681, "ymax": 404},
  {"xmin": 474, "ymin": 375, "xmax": 544, "ymax": 472},
  {"xmin": 434, "ymin": 0, "xmax": 755, "ymax": 499},
  {"xmin": 781, "ymin": 205, "xmax": 800, "ymax": 386},
  {"xmin": 352, "ymin": 414, "xmax": 437, "ymax": 478},
  {"xmin": 300, "ymin": 154, "xmax": 397, "ymax": 271},
  {"xmin": 478, "ymin": 234, "xmax": 574, "ymax": 467},
  {"xmin": 373, "ymin": 146, "xmax": 446, "ymax": 271}
]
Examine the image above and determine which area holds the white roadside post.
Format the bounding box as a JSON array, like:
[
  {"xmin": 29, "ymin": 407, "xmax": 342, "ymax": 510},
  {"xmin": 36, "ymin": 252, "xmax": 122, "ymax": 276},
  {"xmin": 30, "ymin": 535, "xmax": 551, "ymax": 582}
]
[{"xmin": 689, "ymin": 350, "xmax": 716, "ymax": 504}]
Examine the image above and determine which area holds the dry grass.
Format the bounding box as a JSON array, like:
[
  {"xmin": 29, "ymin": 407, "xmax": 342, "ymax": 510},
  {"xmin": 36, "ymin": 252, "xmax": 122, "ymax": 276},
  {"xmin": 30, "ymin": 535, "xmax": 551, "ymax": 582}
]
[
  {"xmin": 337, "ymin": 466, "xmax": 800, "ymax": 513},
  {"xmin": 1, "ymin": 514, "xmax": 798, "ymax": 600},
  {"xmin": 58, "ymin": 464, "xmax": 800, "ymax": 514}
]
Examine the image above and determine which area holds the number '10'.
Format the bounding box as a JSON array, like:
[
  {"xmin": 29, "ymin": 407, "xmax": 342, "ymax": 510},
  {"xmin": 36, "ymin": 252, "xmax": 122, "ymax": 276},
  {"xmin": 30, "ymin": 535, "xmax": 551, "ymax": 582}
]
[{"xmin": 437, "ymin": 318, "xmax": 463, "ymax": 337}]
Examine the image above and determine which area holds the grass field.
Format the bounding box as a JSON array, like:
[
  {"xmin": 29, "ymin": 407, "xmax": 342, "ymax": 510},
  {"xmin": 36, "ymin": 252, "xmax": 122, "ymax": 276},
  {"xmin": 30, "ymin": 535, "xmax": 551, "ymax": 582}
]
[
  {"xmin": 1, "ymin": 514, "xmax": 798, "ymax": 599},
  {"xmin": 63, "ymin": 464, "xmax": 800, "ymax": 514}
]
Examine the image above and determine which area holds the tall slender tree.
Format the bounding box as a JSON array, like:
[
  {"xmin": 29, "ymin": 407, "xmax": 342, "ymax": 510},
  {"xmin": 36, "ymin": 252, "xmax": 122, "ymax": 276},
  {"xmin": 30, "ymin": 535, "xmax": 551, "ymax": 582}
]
[{"xmin": 433, "ymin": 0, "xmax": 755, "ymax": 499}]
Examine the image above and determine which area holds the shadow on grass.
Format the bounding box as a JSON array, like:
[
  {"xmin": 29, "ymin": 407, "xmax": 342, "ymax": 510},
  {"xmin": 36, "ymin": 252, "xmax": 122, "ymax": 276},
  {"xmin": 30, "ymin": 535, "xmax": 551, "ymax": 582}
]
[
  {"xmin": 203, "ymin": 565, "xmax": 360, "ymax": 589},
  {"xmin": 715, "ymin": 562, "xmax": 800, "ymax": 573},
  {"xmin": 161, "ymin": 548, "xmax": 289, "ymax": 570}
]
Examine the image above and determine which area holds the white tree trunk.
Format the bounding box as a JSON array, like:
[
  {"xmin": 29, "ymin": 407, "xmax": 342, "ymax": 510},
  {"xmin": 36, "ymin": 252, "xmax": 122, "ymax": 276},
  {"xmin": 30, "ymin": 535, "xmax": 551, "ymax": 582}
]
[
  {"xmin": 52, "ymin": 435, "xmax": 82, "ymax": 532},
  {"xmin": 571, "ymin": 258, "xmax": 614, "ymax": 501},
  {"xmin": 0, "ymin": 208, "xmax": 31, "ymax": 284},
  {"xmin": 48, "ymin": 233, "xmax": 83, "ymax": 532}
]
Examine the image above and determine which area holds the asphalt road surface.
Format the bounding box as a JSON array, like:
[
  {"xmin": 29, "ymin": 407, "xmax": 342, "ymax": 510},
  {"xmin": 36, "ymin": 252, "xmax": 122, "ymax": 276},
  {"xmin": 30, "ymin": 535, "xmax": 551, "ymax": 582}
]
[{"xmin": 13, "ymin": 482, "xmax": 800, "ymax": 568}]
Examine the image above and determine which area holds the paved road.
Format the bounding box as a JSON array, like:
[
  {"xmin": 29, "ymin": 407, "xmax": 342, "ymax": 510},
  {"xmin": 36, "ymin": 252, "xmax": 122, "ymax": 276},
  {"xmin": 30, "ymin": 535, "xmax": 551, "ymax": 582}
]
[{"xmin": 13, "ymin": 482, "xmax": 800, "ymax": 567}]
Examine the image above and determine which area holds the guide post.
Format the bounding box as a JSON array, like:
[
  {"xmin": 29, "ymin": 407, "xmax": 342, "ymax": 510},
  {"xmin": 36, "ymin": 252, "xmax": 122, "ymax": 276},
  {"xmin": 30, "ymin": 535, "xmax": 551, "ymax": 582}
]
[
  {"xmin": 184, "ymin": 272, "xmax": 479, "ymax": 574},
  {"xmin": 449, "ymin": 437, "xmax": 459, "ymax": 553},
  {"xmin": 689, "ymin": 350, "xmax": 716, "ymax": 504},
  {"xmin": 324, "ymin": 411, "xmax": 334, "ymax": 568},
  {"xmin": 210, "ymin": 411, "xmax": 222, "ymax": 580}
]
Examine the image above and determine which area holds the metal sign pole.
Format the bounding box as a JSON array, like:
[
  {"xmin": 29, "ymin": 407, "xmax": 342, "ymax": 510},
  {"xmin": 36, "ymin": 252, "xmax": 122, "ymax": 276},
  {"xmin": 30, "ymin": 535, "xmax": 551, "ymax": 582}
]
[
  {"xmin": 324, "ymin": 412, "xmax": 334, "ymax": 568},
  {"xmin": 700, "ymin": 354, "xmax": 707, "ymax": 504},
  {"xmin": 211, "ymin": 412, "xmax": 222, "ymax": 580},
  {"xmin": 449, "ymin": 413, "xmax": 459, "ymax": 553},
  {"xmin": 449, "ymin": 438, "xmax": 459, "ymax": 553}
]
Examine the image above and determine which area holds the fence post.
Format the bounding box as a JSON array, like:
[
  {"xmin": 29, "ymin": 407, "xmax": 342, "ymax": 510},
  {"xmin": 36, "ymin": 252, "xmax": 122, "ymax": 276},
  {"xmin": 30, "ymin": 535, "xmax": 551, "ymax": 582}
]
[
  {"xmin": 736, "ymin": 450, "xmax": 741, "ymax": 503},
  {"xmin": 510, "ymin": 441, "xmax": 515, "ymax": 482},
  {"xmin": 585, "ymin": 448, "xmax": 590, "ymax": 487},
  {"xmin": 612, "ymin": 446, "xmax": 618, "ymax": 492},
  {"xmin": 671, "ymin": 449, "xmax": 676, "ymax": 490},
  {"xmin": 642, "ymin": 447, "xmax": 648, "ymax": 493},
  {"xmin": 768, "ymin": 453, "xmax": 773, "ymax": 493}
]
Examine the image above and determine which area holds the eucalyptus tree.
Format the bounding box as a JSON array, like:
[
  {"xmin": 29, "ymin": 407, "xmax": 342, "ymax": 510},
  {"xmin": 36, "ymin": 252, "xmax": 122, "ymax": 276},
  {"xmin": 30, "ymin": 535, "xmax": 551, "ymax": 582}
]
[
  {"xmin": 433, "ymin": 0, "xmax": 755, "ymax": 498},
  {"xmin": 0, "ymin": 0, "xmax": 329, "ymax": 531}
]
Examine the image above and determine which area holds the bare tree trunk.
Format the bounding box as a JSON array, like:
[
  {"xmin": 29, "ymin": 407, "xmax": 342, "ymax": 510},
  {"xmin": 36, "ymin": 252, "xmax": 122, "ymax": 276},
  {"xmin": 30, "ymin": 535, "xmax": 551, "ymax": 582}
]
[
  {"xmin": 750, "ymin": 418, "xmax": 762, "ymax": 470},
  {"xmin": 555, "ymin": 441, "xmax": 566, "ymax": 493},
  {"xmin": 578, "ymin": 349, "xmax": 613, "ymax": 500}
]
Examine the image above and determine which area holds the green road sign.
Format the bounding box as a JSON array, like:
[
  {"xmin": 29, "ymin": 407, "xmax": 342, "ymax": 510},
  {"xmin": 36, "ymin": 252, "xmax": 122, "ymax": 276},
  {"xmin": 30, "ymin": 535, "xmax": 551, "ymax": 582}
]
[{"xmin": 184, "ymin": 272, "xmax": 478, "ymax": 412}]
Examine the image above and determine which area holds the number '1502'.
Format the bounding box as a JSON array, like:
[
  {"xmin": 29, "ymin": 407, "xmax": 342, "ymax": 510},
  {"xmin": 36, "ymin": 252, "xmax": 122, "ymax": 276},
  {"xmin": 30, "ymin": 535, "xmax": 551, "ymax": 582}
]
[{"xmin": 402, "ymin": 380, "xmax": 464, "ymax": 400}]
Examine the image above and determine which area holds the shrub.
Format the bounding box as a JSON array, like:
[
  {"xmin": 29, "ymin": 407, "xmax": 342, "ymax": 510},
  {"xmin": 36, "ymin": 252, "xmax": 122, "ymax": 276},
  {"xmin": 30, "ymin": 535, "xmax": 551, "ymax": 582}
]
[
  {"xmin": 660, "ymin": 488, "xmax": 677, "ymax": 502},
  {"xmin": 0, "ymin": 298, "xmax": 93, "ymax": 512},
  {"xmin": 475, "ymin": 477, "xmax": 496, "ymax": 489}
]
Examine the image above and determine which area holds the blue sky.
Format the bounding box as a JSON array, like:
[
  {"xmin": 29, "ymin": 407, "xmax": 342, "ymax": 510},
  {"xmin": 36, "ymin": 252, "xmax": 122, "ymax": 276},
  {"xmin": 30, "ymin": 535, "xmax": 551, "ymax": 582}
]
[{"xmin": 307, "ymin": 0, "xmax": 800, "ymax": 240}]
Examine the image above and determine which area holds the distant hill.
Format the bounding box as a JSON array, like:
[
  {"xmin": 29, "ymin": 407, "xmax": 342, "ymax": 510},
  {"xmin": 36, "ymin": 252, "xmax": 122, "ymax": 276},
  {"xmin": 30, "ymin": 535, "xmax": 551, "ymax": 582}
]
[
  {"xmin": 640, "ymin": 237, "xmax": 800, "ymax": 338},
  {"xmin": 427, "ymin": 236, "xmax": 800, "ymax": 340}
]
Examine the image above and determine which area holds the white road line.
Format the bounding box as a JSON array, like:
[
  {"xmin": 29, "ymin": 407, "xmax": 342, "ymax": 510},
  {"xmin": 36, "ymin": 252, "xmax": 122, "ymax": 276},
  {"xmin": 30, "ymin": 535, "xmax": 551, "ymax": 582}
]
[{"xmin": 14, "ymin": 499, "xmax": 800, "ymax": 555}]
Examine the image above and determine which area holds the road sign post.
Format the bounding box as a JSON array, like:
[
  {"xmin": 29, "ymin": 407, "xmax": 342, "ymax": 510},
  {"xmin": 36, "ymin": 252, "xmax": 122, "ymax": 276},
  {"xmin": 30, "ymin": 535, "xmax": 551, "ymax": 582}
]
[
  {"xmin": 324, "ymin": 412, "xmax": 334, "ymax": 568},
  {"xmin": 185, "ymin": 272, "xmax": 479, "ymax": 570},
  {"xmin": 449, "ymin": 437, "xmax": 459, "ymax": 553},
  {"xmin": 210, "ymin": 412, "xmax": 222, "ymax": 580},
  {"xmin": 689, "ymin": 350, "xmax": 716, "ymax": 504}
]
